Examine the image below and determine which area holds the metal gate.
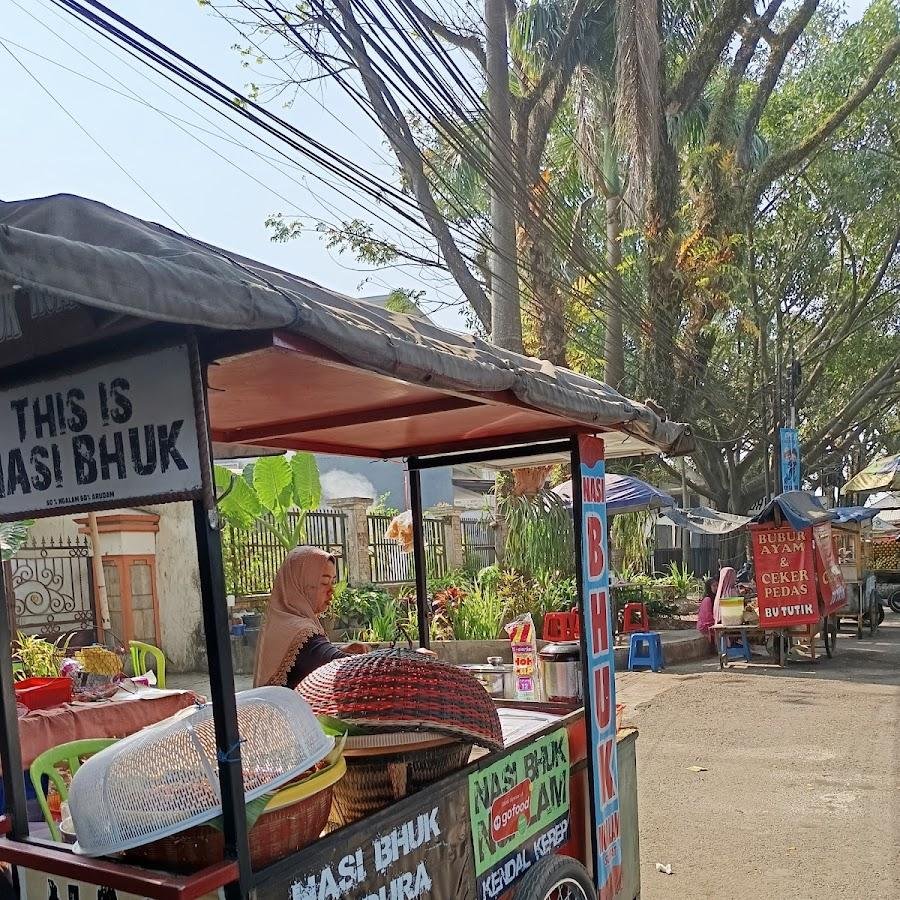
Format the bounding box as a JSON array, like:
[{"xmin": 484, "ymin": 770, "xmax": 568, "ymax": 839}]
[{"xmin": 6, "ymin": 536, "xmax": 96, "ymax": 637}]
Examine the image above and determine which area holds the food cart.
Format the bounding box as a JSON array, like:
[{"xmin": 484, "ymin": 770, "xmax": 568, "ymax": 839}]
[
  {"xmin": 748, "ymin": 492, "xmax": 848, "ymax": 666},
  {"xmin": 830, "ymin": 507, "xmax": 881, "ymax": 638},
  {"xmin": 0, "ymin": 195, "xmax": 693, "ymax": 900}
]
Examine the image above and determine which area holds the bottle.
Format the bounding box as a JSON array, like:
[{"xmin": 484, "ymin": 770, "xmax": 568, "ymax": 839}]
[{"xmin": 47, "ymin": 785, "xmax": 62, "ymax": 823}]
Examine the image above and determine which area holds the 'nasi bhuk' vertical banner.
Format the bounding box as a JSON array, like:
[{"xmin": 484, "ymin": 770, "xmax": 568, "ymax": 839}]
[{"xmin": 577, "ymin": 435, "xmax": 621, "ymax": 899}]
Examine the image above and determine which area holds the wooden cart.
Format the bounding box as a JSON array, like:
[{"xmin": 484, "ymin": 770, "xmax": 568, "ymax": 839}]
[{"xmin": 831, "ymin": 510, "xmax": 882, "ymax": 639}]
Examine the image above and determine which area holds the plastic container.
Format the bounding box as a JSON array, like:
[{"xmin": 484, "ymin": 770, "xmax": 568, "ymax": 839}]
[
  {"xmin": 719, "ymin": 597, "xmax": 745, "ymax": 626},
  {"xmin": 14, "ymin": 677, "xmax": 73, "ymax": 711}
]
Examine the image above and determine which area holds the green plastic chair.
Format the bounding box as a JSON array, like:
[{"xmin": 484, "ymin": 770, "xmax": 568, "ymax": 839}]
[
  {"xmin": 129, "ymin": 640, "xmax": 166, "ymax": 688},
  {"xmin": 30, "ymin": 738, "xmax": 117, "ymax": 842}
]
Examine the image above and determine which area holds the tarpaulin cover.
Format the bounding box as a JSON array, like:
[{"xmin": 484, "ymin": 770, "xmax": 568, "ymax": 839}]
[
  {"xmin": 831, "ymin": 506, "xmax": 878, "ymax": 525},
  {"xmin": 750, "ymin": 491, "xmax": 834, "ymax": 531},
  {"xmin": 0, "ymin": 194, "xmax": 693, "ymax": 454},
  {"xmin": 842, "ymin": 453, "xmax": 900, "ymax": 493},
  {"xmin": 665, "ymin": 506, "xmax": 750, "ymax": 535},
  {"xmin": 553, "ymin": 473, "xmax": 675, "ymax": 515}
]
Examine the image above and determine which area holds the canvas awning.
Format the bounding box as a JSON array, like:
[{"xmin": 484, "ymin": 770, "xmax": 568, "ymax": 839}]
[
  {"xmin": 665, "ymin": 507, "xmax": 749, "ymax": 535},
  {"xmin": 843, "ymin": 453, "xmax": 900, "ymax": 493},
  {"xmin": 0, "ymin": 194, "xmax": 693, "ymax": 461}
]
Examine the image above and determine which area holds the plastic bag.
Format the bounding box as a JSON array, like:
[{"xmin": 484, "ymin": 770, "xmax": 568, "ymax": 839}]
[{"xmin": 504, "ymin": 613, "xmax": 542, "ymax": 701}]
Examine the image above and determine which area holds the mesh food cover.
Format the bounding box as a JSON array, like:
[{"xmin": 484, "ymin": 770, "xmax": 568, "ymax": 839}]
[
  {"xmin": 69, "ymin": 687, "xmax": 333, "ymax": 857},
  {"xmin": 298, "ymin": 649, "xmax": 503, "ymax": 750}
]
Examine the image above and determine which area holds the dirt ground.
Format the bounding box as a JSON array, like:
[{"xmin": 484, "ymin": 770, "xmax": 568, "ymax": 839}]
[{"xmin": 628, "ymin": 618, "xmax": 900, "ymax": 899}]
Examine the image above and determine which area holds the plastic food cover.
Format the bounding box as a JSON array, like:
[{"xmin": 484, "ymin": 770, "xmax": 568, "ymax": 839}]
[{"xmin": 69, "ymin": 687, "xmax": 333, "ymax": 856}]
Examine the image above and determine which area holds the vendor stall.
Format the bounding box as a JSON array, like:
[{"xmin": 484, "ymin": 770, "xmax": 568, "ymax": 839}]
[
  {"xmin": 0, "ymin": 194, "xmax": 692, "ymax": 900},
  {"xmin": 830, "ymin": 507, "xmax": 881, "ymax": 638},
  {"xmin": 748, "ymin": 492, "xmax": 847, "ymax": 665}
]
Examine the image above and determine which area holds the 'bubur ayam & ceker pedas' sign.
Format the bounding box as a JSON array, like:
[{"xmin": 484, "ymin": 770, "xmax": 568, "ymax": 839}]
[{"xmin": 0, "ymin": 344, "xmax": 203, "ymax": 521}]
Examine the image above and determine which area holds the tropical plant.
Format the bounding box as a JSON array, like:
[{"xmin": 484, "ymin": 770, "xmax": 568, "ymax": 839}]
[
  {"xmin": 12, "ymin": 632, "xmax": 71, "ymax": 680},
  {"xmin": 659, "ymin": 561, "xmax": 697, "ymax": 599},
  {"xmin": 0, "ymin": 520, "xmax": 33, "ymax": 562},
  {"xmin": 611, "ymin": 511, "xmax": 653, "ymax": 574},
  {"xmin": 214, "ymin": 453, "xmax": 321, "ymax": 551},
  {"xmin": 500, "ymin": 490, "xmax": 574, "ymax": 578}
]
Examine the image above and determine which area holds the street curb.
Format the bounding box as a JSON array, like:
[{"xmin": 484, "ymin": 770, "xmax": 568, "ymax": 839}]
[{"xmin": 614, "ymin": 633, "xmax": 713, "ymax": 669}]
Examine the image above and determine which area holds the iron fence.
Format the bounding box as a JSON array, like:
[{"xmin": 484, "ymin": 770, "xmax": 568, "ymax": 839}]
[
  {"xmin": 6, "ymin": 536, "xmax": 95, "ymax": 637},
  {"xmin": 367, "ymin": 514, "xmax": 447, "ymax": 584},
  {"xmin": 461, "ymin": 517, "xmax": 496, "ymax": 570},
  {"xmin": 224, "ymin": 510, "xmax": 348, "ymax": 597}
]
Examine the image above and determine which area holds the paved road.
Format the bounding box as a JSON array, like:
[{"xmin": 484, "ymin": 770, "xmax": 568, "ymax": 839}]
[{"xmin": 627, "ymin": 618, "xmax": 900, "ymax": 899}]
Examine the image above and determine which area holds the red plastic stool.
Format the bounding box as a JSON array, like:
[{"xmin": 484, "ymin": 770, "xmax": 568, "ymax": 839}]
[
  {"xmin": 622, "ymin": 602, "xmax": 649, "ymax": 634},
  {"xmin": 543, "ymin": 608, "xmax": 581, "ymax": 641}
]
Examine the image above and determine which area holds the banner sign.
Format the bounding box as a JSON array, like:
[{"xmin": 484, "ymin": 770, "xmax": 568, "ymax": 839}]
[
  {"xmin": 780, "ymin": 427, "xmax": 801, "ymax": 492},
  {"xmin": 749, "ymin": 524, "xmax": 819, "ymax": 626},
  {"xmin": 256, "ymin": 779, "xmax": 475, "ymax": 900},
  {"xmin": 812, "ymin": 523, "xmax": 847, "ymax": 616},
  {"xmin": 468, "ymin": 728, "xmax": 570, "ymax": 900},
  {"xmin": 577, "ymin": 435, "xmax": 621, "ymax": 899},
  {"xmin": 0, "ymin": 344, "xmax": 203, "ymax": 521}
]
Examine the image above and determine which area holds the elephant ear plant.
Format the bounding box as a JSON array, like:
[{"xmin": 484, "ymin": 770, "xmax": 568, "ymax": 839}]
[{"xmin": 214, "ymin": 453, "xmax": 322, "ymax": 550}]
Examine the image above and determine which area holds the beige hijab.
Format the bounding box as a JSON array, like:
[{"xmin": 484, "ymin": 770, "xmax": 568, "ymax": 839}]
[{"xmin": 253, "ymin": 546, "xmax": 334, "ymax": 687}]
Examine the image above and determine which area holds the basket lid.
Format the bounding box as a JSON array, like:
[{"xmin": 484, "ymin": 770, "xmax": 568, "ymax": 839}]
[
  {"xmin": 69, "ymin": 687, "xmax": 332, "ymax": 856},
  {"xmin": 298, "ymin": 649, "xmax": 503, "ymax": 750}
]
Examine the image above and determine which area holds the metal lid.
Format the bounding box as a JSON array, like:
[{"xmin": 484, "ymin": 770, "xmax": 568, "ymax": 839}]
[{"xmin": 539, "ymin": 641, "xmax": 581, "ymax": 661}]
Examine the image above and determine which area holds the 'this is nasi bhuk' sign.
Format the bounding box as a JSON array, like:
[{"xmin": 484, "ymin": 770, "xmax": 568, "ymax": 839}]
[{"xmin": 0, "ymin": 344, "xmax": 204, "ymax": 521}]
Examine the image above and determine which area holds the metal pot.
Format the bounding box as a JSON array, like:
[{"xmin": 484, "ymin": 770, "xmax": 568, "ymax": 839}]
[
  {"xmin": 460, "ymin": 661, "xmax": 516, "ymax": 699},
  {"xmin": 539, "ymin": 641, "xmax": 582, "ymax": 703}
]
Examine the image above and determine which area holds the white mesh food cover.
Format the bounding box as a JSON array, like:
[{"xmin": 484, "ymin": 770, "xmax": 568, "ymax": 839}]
[{"xmin": 68, "ymin": 687, "xmax": 333, "ymax": 856}]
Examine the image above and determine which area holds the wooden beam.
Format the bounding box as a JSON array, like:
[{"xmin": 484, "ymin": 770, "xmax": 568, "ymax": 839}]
[{"xmin": 216, "ymin": 396, "xmax": 482, "ymax": 444}]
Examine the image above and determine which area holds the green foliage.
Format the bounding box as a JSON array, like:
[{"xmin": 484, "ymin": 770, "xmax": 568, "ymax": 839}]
[
  {"xmin": 501, "ymin": 490, "xmax": 574, "ymax": 578},
  {"xmin": 0, "ymin": 520, "xmax": 33, "ymax": 562},
  {"xmin": 611, "ymin": 511, "xmax": 653, "ymax": 574},
  {"xmin": 327, "ymin": 584, "xmax": 416, "ymax": 643},
  {"xmin": 368, "ymin": 493, "xmax": 400, "ymax": 517},
  {"xmin": 12, "ymin": 632, "xmax": 71, "ymax": 680},
  {"xmin": 658, "ymin": 561, "xmax": 697, "ymax": 599},
  {"xmin": 215, "ymin": 453, "xmax": 321, "ymax": 551}
]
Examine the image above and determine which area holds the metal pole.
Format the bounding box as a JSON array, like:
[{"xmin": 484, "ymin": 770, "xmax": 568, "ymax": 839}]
[
  {"xmin": 190, "ymin": 346, "xmax": 251, "ymax": 898},
  {"xmin": 681, "ymin": 458, "xmax": 690, "ymax": 570},
  {"xmin": 485, "ymin": 0, "xmax": 522, "ymax": 352},
  {"xmin": 408, "ymin": 465, "xmax": 431, "ymax": 649},
  {"xmin": 0, "ymin": 566, "xmax": 28, "ymax": 839}
]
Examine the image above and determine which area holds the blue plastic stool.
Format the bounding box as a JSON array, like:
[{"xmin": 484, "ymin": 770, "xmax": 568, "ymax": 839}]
[
  {"xmin": 719, "ymin": 627, "xmax": 752, "ymax": 665},
  {"xmin": 627, "ymin": 632, "xmax": 664, "ymax": 672}
]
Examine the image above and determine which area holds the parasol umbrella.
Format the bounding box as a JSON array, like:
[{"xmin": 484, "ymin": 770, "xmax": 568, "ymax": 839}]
[{"xmin": 842, "ymin": 453, "xmax": 900, "ymax": 494}]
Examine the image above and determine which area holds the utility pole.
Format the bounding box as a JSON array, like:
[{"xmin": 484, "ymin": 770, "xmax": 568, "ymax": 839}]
[{"xmin": 484, "ymin": 0, "xmax": 522, "ymax": 352}]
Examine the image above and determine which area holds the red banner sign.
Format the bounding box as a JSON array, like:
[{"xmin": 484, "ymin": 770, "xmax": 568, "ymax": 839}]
[
  {"xmin": 812, "ymin": 523, "xmax": 847, "ymax": 616},
  {"xmin": 749, "ymin": 524, "xmax": 819, "ymax": 627},
  {"xmin": 489, "ymin": 780, "xmax": 532, "ymax": 843}
]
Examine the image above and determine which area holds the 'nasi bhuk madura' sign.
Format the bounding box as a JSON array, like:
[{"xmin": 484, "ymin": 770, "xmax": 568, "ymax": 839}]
[{"xmin": 0, "ymin": 344, "xmax": 204, "ymax": 520}]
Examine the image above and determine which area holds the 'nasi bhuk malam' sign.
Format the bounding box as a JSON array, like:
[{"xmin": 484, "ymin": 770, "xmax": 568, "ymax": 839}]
[{"xmin": 0, "ymin": 344, "xmax": 204, "ymax": 520}]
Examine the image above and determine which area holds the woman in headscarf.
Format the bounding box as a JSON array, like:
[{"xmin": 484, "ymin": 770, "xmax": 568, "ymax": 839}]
[{"xmin": 253, "ymin": 546, "xmax": 367, "ymax": 689}]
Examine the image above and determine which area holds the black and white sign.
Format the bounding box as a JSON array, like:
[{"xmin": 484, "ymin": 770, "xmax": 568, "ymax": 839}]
[{"xmin": 0, "ymin": 344, "xmax": 203, "ymax": 520}]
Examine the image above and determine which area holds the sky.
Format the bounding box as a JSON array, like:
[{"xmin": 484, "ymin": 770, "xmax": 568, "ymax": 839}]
[{"xmin": 0, "ymin": 0, "xmax": 874, "ymax": 335}]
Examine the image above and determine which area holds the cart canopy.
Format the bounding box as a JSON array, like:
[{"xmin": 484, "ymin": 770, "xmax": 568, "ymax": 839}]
[
  {"xmin": 842, "ymin": 453, "xmax": 900, "ymax": 493},
  {"xmin": 0, "ymin": 194, "xmax": 692, "ymax": 460},
  {"xmin": 750, "ymin": 491, "xmax": 834, "ymax": 530},
  {"xmin": 831, "ymin": 506, "xmax": 878, "ymax": 525}
]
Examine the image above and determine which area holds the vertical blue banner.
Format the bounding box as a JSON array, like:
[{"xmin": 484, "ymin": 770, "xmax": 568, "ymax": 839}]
[
  {"xmin": 780, "ymin": 427, "xmax": 801, "ymax": 492},
  {"xmin": 577, "ymin": 436, "xmax": 622, "ymax": 899}
]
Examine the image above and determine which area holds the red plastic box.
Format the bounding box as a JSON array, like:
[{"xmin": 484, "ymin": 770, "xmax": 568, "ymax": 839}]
[{"xmin": 14, "ymin": 677, "xmax": 73, "ymax": 711}]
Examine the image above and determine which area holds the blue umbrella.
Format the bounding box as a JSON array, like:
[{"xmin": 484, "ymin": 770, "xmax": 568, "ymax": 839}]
[{"xmin": 553, "ymin": 474, "xmax": 675, "ymax": 515}]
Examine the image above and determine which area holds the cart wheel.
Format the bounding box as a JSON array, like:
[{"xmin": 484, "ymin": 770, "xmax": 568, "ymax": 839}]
[
  {"xmin": 823, "ymin": 617, "xmax": 837, "ymax": 658},
  {"xmin": 514, "ymin": 856, "xmax": 594, "ymax": 900},
  {"xmin": 857, "ymin": 618, "xmax": 864, "ymax": 640},
  {"xmin": 876, "ymin": 604, "xmax": 885, "ymax": 627},
  {"xmin": 890, "ymin": 590, "xmax": 900, "ymax": 615}
]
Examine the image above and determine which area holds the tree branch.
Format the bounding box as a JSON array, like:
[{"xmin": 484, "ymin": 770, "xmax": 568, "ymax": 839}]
[
  {"xmin": 737, "ymin": 0, "xmax": 820, "ymax": 169},
  {"xmin": 748, "ymin": 35, "xmax": 900, "ymax": 204},
  {"xmin": 411, "ymin": 7, "xmax": 486, "ymax": 69},
  {"xmin": 666, "ymin": 0, "xmax": 754, "ymax": 116},
  {"xmin": 326, "ymin": 0, "xmax": 492, "ymax": 329}
]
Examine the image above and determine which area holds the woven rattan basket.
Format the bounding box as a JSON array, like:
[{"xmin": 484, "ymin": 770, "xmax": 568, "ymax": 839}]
[
  {"xmin": 329, "ymin": 740, "xmax": 472, "ymax": 828},
  {"xmin": 298, "ymin": 649, "xmax": 503, "ymax": 749}
]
